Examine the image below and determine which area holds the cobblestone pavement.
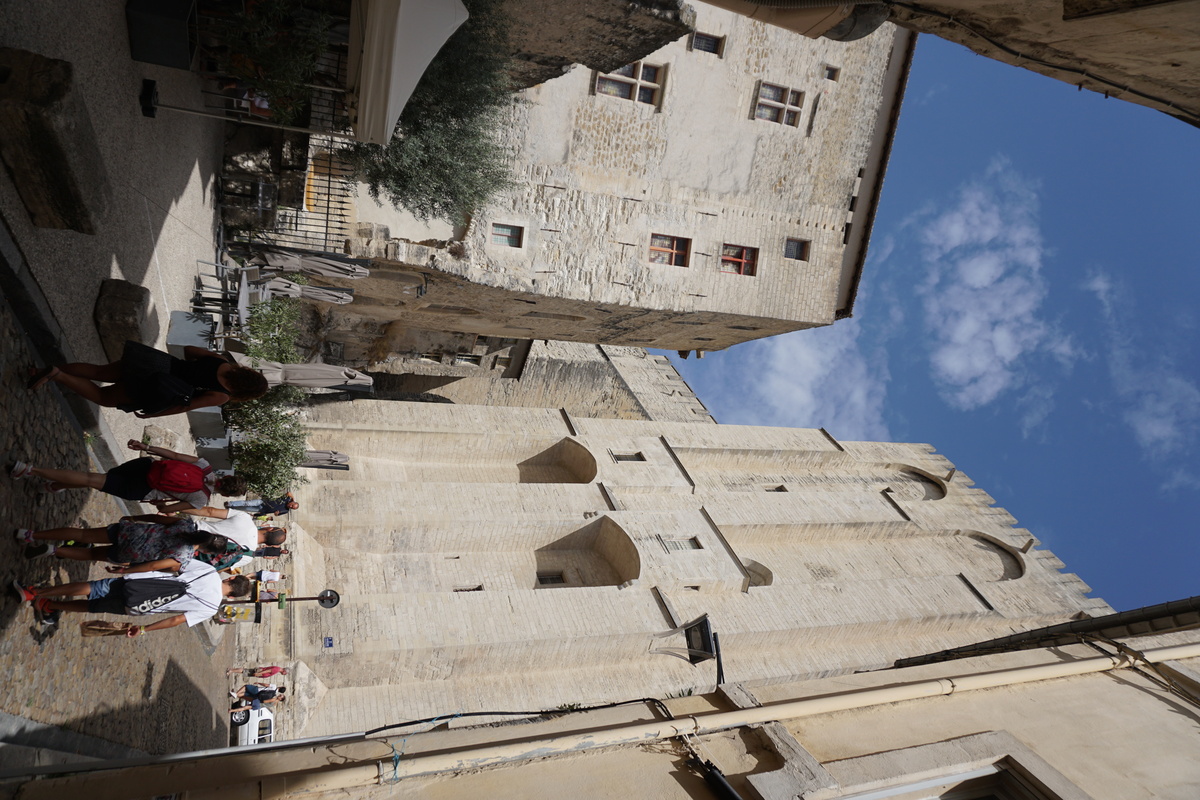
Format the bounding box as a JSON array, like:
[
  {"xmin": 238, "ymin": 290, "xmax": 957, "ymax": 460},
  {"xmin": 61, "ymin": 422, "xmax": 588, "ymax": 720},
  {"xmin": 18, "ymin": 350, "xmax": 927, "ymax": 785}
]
[{"xmin": 0, "ymin": 292, "xmax": 236, "ymax": 755}]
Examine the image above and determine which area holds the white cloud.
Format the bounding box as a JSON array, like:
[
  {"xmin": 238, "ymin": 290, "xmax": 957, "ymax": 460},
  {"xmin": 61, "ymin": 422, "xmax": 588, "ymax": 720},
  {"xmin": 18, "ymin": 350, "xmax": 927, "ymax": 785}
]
[
  {"xmin": 916, "ymin": 159, "xmax": 1077, "ymax": 413},
  {"xmin": 704, "ymin": 320, "xmax": 891, "ymax": 442},
  {"xmin": 1085, "ymin": 269, "xmax": 1200, "ymax": 467}
]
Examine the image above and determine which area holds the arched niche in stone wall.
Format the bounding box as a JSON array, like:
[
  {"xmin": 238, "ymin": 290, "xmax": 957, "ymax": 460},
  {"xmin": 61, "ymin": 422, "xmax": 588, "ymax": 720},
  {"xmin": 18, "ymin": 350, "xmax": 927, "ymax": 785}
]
[
  {"xmin": 957, "ymin": 531, "xmax": 1025, "ymax": 581},
  {"xmin": 533, "ymin": 516, "xmax": 640, "ymax": 588},
  {"xmin": 741, "ymin": 558, "xmax": 774, "ymax": 587},
  {"xmin": 517, "ymin": 437, "xmax": 597, "ymax": 484},
  {"xmin": 882, "ymin": 463, "xmax": 949, "ymax": 501}
]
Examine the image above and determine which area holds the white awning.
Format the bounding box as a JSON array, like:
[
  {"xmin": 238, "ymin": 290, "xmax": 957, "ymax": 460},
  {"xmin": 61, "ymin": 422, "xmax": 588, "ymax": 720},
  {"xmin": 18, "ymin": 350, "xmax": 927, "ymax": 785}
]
[{"xmin": 346, "ymin": 0, "xmax": 470, "ymax": 144}]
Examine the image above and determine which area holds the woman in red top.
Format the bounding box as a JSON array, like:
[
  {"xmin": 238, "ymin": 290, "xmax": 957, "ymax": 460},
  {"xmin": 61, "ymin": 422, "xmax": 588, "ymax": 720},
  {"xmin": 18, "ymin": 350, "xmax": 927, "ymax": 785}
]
[
  {"xmin": 227, "ymin": 666, "xmax": 289, "ymax": 678},
  {"xmin": 10, "ymin": 440, "xmax": 246, "ymax": 513}
]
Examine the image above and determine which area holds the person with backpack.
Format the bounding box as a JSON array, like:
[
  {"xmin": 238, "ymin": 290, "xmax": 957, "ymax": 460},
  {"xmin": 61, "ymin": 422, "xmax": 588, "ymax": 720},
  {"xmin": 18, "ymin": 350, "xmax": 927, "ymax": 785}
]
[
  {"xmin": 9, "ymin": 440, "xmax": 246, "ymax": 511},
  {"xmin": 14, "ymin": 516, "xmax": 233, "ymax": 572},
  {"xmin": 230, "ymin": 681, "xmax": 286, "ymax": 714},
  {"xmin": 12, "ymin": 561, "xmax": 252, "ymax": 635}
]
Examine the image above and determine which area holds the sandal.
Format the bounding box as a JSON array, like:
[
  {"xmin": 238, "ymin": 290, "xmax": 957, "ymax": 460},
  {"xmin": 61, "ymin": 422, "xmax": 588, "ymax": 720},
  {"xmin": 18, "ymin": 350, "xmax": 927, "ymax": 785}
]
[{"xmin": 26, "ymin": 366, "xmax": 59, "ymax": 391}]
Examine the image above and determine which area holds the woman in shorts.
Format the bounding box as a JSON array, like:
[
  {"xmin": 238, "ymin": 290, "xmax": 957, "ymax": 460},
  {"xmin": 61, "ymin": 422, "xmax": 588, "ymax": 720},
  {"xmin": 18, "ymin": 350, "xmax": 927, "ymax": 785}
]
[
  {"xmin": 15, "ymin": 516, "xmax": 233, "ymax": 573},
  {"xmin": 10, "ymin": 440, "xmax": 247, "ymax": 512}
]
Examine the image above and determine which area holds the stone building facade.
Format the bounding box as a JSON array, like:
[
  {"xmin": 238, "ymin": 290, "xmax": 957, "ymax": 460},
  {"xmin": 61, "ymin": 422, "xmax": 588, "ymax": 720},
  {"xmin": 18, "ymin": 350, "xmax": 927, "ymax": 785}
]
[
  {"xmin": 363, "ymin": 341, "xmax": 716, "ymax": 424},
  {"xmin": 245, "ymin": 401, "xmax": 1109, "ymax": 739},
  {"xmin": 886, "ymin": 0, "xmax": 1200, "ymax": 128},
  {"xmin": 313, "ymin": 4, "xmax": 914, "ymax": 365}
]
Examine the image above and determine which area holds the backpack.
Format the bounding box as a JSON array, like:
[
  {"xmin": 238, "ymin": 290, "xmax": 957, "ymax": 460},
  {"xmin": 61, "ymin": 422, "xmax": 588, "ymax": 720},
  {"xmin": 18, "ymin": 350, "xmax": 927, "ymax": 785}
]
[{"xmin": 146, "ymin": 460, "xmax": 206, "ymax": 495}]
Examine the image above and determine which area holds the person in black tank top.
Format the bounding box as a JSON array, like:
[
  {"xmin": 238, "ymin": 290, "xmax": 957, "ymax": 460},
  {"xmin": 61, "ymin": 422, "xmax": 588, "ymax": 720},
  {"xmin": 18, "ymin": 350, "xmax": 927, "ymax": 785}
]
[{"xmin": 28, "ymin": 342, "xmax": 268, "ymax": 418}]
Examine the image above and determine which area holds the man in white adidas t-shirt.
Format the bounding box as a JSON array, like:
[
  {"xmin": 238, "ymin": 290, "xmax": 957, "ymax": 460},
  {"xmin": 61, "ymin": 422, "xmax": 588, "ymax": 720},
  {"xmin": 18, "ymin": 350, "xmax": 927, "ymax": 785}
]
[{"xmin": 14, "ymin": 560, "xmax": 252, "ymax": 635}]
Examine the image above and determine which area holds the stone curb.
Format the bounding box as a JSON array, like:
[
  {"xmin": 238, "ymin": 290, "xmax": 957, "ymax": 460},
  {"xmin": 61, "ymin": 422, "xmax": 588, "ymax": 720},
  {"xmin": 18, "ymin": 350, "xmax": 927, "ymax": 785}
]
[{"xmin": 0, "ymin": 218, "xmax": 136, "ymax": 516}]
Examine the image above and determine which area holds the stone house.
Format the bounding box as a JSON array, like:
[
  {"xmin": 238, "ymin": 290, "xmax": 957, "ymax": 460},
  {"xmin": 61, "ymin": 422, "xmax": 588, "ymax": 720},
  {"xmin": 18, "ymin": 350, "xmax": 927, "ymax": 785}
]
[{"xmin": 311, "ymin": 3, "xmax": 914, "ymax": 367}]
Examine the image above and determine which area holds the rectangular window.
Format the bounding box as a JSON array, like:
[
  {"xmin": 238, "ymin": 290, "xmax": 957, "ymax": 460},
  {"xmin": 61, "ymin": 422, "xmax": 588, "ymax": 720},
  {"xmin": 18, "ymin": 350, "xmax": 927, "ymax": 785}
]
[
  {"xmin": 664, "ymin": 537, "xmax": 702, "ymax": 551},
  {"xmin": 720, "ymin": 244, "xmax": 758, "ymax": 276},
  {"xmin": 418, "ymin": 352, "xmax": 443, "ymax": 363},
  {"xmin": 454, "ymin": 585, "xmax": 484, "ymax": 592},
  {"xmin": 649, "ymin": 234, "xmax": 690, "ymax": 266},
  {"xmin": 537, "ymin": 572, "xmax": 566, "ymax": 585},
  {"xmin": 491, "ymin": 223, "xmax": 523, "ymax": 247},
  {"xmin": 823, "ymin": 65, "xmax": 841, "ymax": 81},
  {"xmin": 691, "ymin": 32, "xmax": 723, "ymax": 55},
  {"xmin": 754, "ymin": 82, "xmax": 804, "ymax": 127},
  {"xmin": 596, "ymin": 62, "xmax": 664, "ymax": 107},
  {"xmin": 454, "ymin": 353, "xmax": 483, "ymax": 366},
  {"xmin": 612, "ymin": 452, "xmax": 646, "ymax": 462},
  {"xmin": 784, "ymin": 238, "xmax": 810, "ymax": 261},
  {"xmin": 494, "ymin": 356, "xmax": 512, "ymax": 370}
]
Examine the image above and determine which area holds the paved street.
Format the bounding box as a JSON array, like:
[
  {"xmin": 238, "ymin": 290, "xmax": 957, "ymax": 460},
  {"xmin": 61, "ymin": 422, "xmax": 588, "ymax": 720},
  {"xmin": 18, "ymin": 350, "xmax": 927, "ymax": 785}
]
[
  {"xmin": 0, "ymin": 0, "xmax": 240, "ymax": 758},
  {"xmin": 0, "ymin": 284, "xmax": 238, "ymax": 756}
]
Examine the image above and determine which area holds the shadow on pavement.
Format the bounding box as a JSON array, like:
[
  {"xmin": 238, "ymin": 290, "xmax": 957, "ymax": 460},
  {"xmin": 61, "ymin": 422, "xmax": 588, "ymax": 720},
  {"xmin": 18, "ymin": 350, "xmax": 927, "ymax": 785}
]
[{"xmin": 60, "ymin": 658, "xmax": 227, "ymax": 754}]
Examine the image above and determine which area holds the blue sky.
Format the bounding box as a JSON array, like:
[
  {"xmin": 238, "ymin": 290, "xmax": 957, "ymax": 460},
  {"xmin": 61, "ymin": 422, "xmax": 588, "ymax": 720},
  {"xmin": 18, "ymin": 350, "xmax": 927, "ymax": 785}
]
[{"xmin": 669, "ymin": 34, "xmax": 1200, "ymax": 613}]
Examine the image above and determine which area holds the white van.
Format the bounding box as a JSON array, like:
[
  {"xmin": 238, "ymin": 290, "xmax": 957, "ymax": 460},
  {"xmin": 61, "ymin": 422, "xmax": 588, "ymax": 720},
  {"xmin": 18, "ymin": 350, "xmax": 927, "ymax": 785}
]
[{"xmin": 232, "ymin": 707, "xmax": 275, "ymax": 746}]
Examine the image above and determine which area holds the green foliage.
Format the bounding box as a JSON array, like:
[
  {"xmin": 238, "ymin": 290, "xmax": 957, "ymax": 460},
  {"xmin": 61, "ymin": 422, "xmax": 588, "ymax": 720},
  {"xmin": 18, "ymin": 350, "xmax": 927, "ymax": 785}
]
[
  {"xmin": 220, "ymin": 0, "xmax": 334, "ymax": 125},
  {"xmin": 224, "ymin": 386, "xmax": 310, "ymax": 498},
  {"xmin": 338, "ymin": 0, "xmax": 516, "ymax": 222},
  {"xmin": 242, "ymin": 297, "xmax": 304, "ymax": 363},
  {"xmin": 226, "ymin": 301, "xmax": 313, "ymax": 496}
]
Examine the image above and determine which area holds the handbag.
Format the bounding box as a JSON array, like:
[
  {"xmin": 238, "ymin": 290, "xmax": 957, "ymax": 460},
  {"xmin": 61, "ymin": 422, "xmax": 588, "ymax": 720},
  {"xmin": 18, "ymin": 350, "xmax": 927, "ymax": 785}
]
[{"xmin": 141, "ymin": 373, "xmax": 195, "ymax": 415}]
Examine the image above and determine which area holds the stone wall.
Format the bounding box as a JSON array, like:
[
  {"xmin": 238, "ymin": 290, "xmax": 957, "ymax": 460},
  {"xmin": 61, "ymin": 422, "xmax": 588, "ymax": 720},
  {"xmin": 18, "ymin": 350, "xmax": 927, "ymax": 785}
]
[
  {"xmin": 889, "ymin": 0, "xmax": 1200, "ymax": 127},
  {"xmin": 245, "ymin": 403, "xmax": 1109, "ymax": 737},
  {"xmin": 355, "ymin": 340, "xmax": 715, "ymax": 424},
  {"xmin": 332, "ymin": 5, "xmax": 913, "ymax": 359},
  {"xmin": 503, "ymin": 0, "xmax": 695, "ymax": 88}
]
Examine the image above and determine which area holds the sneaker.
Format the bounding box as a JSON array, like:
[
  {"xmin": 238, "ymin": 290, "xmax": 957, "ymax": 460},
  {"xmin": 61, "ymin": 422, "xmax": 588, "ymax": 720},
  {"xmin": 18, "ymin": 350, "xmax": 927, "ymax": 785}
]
[
  {"xmin": 32, "ymin": 597, "xmax": 53, "ymax": 615},
  {"xmin": 11, "ymin": 580, "xmax": 35, "ymax": 603},
  {"xmin": 9, "ymin": 462, "xmax": 33, "ymax": 480},
  {"xmin": 37, "ymin": 481, "xmax": 64, "ymax": 494},
  {"xmin": 23, "ymin": 543, "xmax": 53, "ymax": 560},
  {"xmin": 35, "ymin": 607, "xmax": 59, "ymax": 628},
  {"xmin": 13, "ymin": 528, "xmax": 34, "ymax": 545}
]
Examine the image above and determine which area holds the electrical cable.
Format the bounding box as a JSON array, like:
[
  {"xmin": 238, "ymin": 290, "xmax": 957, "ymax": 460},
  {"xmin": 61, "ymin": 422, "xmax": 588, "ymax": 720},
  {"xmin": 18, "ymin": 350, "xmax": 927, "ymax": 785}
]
[{"xmin": 364, "ymin": 696, "xmax": 674, "ymax": 737}]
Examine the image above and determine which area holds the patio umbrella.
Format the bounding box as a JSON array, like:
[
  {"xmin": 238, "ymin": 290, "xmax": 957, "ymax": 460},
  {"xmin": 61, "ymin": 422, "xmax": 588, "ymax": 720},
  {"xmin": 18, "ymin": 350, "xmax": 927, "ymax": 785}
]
[
  {"xmin": 347, "ymin": 0, "xmax": 470, "ymax": 144},
  {"xmin": 301, "ymin": 450, "xmax": 351, "ymax": 469},
  {"xmin": 252, "ymin": 250, "xmax": 370, "ymax": 279},
  {"xmin": 264, "ymin": 279, "xmax": 355, "ymax": 305},
  {"xmin": 231, "ymin": 354, "xmax": 374, "ymax": 390}
]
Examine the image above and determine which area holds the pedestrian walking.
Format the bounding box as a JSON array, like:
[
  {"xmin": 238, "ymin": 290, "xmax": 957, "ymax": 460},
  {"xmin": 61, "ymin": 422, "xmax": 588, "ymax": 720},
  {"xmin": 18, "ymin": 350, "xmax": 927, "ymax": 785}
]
[
  {"xmin": 14, "ymin": 517, "xmax": 231, "ymax": 572},
  {"xmin": 28, "ymin": 342, "xmax": 267, "ymax": 418},
  {"xmin": 226, "ymin": 492, "xmax": 298, "ymax": 515},
  {"xmin": 226, "ymin": 666, "xmax": 289, "ymax": 678},
  {"xmin": 10, "ymin": 440, "xmax": 246, "ymax": 511},
  {"xmin": 232, "ymin": 683, "xmax": 287, "ymax": 710},
  {"xmin": 13, "ymin": 562, "xmax": 251, "ymax": 635}
]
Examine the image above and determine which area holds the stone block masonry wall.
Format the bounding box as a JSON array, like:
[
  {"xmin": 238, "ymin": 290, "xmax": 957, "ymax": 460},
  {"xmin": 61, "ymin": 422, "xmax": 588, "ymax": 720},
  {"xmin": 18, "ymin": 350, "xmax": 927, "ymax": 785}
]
[
  {"xmin": 353, "ymin": 341, "xmax": 715, "ymax": 424},
  {"xmin": 335, "ymin": 4, "xmax": 907, "ymax": 358},
  {"xmin": 277, "ymin": 402, "xmax": 1107, "ymax": 738}
]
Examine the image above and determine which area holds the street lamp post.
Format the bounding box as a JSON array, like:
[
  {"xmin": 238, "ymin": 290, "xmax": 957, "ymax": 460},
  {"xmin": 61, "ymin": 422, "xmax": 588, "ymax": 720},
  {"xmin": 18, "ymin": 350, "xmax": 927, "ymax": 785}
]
[{"xmin": 224, "ymin": 588, "xmax": 340, "ymax": 609}]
